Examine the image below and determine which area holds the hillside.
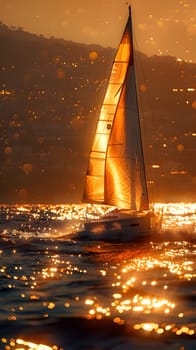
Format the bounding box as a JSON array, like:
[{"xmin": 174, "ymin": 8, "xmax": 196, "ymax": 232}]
[{"xmin": 0, "ymin": 23, "xmax": 195, "ymax": 203}]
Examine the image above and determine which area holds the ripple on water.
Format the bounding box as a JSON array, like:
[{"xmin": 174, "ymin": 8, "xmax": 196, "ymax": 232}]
[{"xmin": 0, "ymin": 204, "xmax": 195, "ymax": 349}]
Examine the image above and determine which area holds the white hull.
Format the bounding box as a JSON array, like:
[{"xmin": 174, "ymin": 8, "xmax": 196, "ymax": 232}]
[{"xmin": 77, "ymin": 212, "xmax": 151, "ymax": 242}]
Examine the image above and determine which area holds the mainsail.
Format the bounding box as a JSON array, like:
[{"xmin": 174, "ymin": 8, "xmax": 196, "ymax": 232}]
[{"xmin": 83, "ymin": 6, "xmax": 149, "ymax": 211}]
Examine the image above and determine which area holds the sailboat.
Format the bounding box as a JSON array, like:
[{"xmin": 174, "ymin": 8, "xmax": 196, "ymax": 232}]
[{"xmin": 80, "ymin": 6, "xmax": 157, "ymax": 240}]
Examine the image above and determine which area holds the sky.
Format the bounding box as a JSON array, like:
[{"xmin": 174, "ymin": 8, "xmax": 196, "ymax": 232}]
[{"xmin": 0, "ymin": 0, "xmax": 195, "ymax": 62}]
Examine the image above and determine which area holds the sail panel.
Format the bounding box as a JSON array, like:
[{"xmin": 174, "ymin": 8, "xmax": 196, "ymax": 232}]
[
  {"xmin": 134, "ymin": 159, "xmax": 149, "ymax": 210},
  {"xmin": 105, "ymin": 157, "xmax": 133, "ymax": 209},
  {"xmin": 110, "ymin": 62, "xmax": 129, "ymax": 84},
  {"xmin": 99, "ymin": 105, "xmax": 117, "ymax": 121},
  {"xmin": 88, "ymin": 157, "xmax": 105, "ymax": 176},
  {"xmin": 105, "ymin": 64, "xmax": 149, "ymax": 210},
  {"xmin": 83, "ymin": 175, "xmax": 104, "ymax": 203},
  {"xmin": 90, "ymin": 151, "xmax": 105, "ymax": 159},
  {"xmin": 92, "ymin": 133, "xmax": 110, "ymax": 153},
  {"xmin": 116, "ymin": 38, "xmax": 131, "ymax": 63},
  {"xmin": 96, "ymin": 120, "xmax": 112, "ymax": 135},
  {"xmin": 107, "ymin": 107, "xmax": 125, "ymax": 157},
  {"xmin": 104, "ymin": 82, "xmax": 122, "ymax": 105},
  {"xmin": 134, "ymin": 159, "xmax": 144, "ymax": 210}
]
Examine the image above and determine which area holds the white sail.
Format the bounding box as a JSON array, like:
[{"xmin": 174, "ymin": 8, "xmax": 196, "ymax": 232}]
[{"xmin": 83, "ymin": 7, "xmax": 149, "ymax": 211}]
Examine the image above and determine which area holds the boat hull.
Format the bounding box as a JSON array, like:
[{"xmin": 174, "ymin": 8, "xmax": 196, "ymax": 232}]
[{"xmin": 78, "ymin": 213, "xmax": 151, "ymax": 242}]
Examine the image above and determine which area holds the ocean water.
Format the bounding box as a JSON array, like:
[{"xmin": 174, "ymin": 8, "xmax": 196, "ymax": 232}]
[{"xmin": 0, "ymin": 204, "xmax": 195, "ymax": 350}]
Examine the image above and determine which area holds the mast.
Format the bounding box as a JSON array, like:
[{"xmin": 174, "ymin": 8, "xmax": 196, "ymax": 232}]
[{"xmin": 129, "ymin": 4, "xmax": 150, "ymax": 210}]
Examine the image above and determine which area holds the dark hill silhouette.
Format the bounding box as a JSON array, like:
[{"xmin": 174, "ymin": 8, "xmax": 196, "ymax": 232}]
[{"xmin": 0, "ymin": 23, "xmax": 195, "ymax": 203}]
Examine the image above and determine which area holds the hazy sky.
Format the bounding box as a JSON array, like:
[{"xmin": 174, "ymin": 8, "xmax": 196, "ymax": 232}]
[{"xmin": 0, "ymin": 0, "xmax": 195, "ymax": 62}]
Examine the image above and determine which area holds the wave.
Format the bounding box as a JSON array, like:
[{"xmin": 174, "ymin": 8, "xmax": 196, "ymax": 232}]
[{"xmin": 0, "ymin": 317, "xmax": 195, "ymax": 350}]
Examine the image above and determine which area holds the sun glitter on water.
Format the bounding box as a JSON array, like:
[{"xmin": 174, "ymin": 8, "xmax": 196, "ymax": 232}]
[
  {"xmin": 0, "ymin": 202, "xmax": 195, "ymax": 350},
  {"xmin": 48, "ymin": 201, "xmax": 196, "ymax": 232},
  {"xmin": 1, "ymin": 337, "xmax": 59, "ymax": 349},
  {"xmin": 154, "ymin": 202, "xmax": 196, "ymax": 232}
]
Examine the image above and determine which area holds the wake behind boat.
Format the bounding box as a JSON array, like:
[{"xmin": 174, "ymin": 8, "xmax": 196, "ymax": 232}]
[{"xmin": 79, "ymin": 6, "xmax": 161, "ymax": 240}]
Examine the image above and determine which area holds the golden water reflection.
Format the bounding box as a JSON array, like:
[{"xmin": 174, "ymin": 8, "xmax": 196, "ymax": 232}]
[
  {"xmin": 83, "ymin": 241, "xmax": 195, "ymax": 337},
  {"xmin": 1, "ymin": 202, "xmax": 195, "ymax": 233},
  {"xmin": 154, "ymin": 202, "xmax": 196, "ymax": 232},
  {"xmin": 1, "ymin": 338, "xmax": 59, "ymax": 349},
  {"xmin": 0, "ymin": 203, "xmax": 195, "ymax": 349}
]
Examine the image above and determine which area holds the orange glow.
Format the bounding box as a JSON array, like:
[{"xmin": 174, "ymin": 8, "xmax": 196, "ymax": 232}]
[
  {"xmin": 4, "ymin": 146, "xmax": 12, "ymax": 155},
  {"xmin": 176, "ymin": 143, "xmax": 184, "ymax": 151},
  {"xmin": 170, "ymin": 170, "xmax": 187, "ymax": 175},
  {"xmin": 139, "ymin": 83, "xmax": 147, "ymax": 92},
  {"xmin": 22, "ymin": 162, "xmax": 33, "ymax": 175},
  {"xmin": 56, "ymin": 68, "xmax": 65, "ymax": 80},
  {"xmin": 191, "ymin": 100, "xmax": 196, "ymax": 109},
  {"xmin": 15, "ymin": 338, "xmax": 57, "ymax": 349},
  {"xmin": 89, "ymin": 51, "xmax": 98, "ymax": 60},
  {"xmin": 152, "ymin": 164, "xmax": 160, "ymax": 169}
]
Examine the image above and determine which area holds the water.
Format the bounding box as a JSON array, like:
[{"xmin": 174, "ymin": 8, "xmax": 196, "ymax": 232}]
[{"xmin": 0, "ymin": 204, "xmax": 195, "ymax": 350}]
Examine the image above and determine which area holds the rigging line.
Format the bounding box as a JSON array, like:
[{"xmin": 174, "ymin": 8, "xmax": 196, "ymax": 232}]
[
  {"xmin": 114, "ymin": 64, "xmax": 130, "ymax": 98},
  {"xmin": 114, "ymin": 83, "xmax": 123, "ymax": 97}
]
